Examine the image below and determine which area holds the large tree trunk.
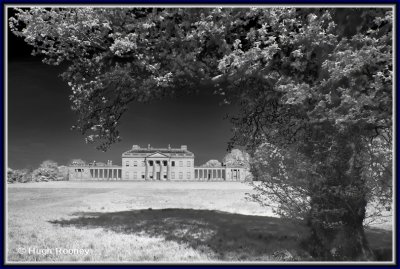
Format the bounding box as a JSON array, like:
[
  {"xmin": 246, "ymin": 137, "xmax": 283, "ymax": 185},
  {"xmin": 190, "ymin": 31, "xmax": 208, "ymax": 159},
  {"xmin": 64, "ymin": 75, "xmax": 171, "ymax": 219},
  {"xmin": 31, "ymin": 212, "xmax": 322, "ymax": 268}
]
[{"xmin": 306, "ymin": 134, "xmax": 375, "ymax": 261}]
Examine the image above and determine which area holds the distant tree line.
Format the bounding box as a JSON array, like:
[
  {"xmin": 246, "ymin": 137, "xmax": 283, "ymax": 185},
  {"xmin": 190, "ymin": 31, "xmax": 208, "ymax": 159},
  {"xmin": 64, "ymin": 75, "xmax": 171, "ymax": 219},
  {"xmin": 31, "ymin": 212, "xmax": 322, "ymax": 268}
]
[{"xmin": 7, "ymin": 159, "xmax": 84, "ymax": 183}]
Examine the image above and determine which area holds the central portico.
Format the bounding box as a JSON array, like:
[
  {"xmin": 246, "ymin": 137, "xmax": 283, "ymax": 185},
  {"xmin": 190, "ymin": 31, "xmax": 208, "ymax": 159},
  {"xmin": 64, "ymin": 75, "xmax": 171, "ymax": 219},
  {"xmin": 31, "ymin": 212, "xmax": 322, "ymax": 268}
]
[{"xmin": 145, "ymin": 152, "xmax": 172, "ymax": 180}]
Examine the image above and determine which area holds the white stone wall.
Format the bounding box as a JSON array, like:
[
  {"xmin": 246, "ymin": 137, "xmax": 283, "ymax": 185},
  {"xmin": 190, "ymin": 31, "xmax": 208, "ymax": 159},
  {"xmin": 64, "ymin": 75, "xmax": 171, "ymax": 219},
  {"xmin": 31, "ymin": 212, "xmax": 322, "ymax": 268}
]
[
  {"xmin": 121, "ymin": 157, "xmax": 147, "ymax": 180},
  {"xmin": 68, "ymin": 166, "xmax": 90, "ymax": 180},
  {"xmin": 169, "ymin": 157, "xmax": 195, "ymax": 181}
]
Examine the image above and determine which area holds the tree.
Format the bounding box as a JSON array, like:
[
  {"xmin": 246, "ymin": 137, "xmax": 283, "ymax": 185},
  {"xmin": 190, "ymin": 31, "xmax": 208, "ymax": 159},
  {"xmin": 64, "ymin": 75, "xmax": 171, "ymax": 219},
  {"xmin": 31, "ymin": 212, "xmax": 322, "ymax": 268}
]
[
  {"xmin": 223, "ymin": 148, "xmax": 250, "ymax": 168},
  {"xmin": 249, "ymin": 143, "xmax": 312, "ymax": 220},
  {"xmin": 10, "ymin": 8, "xmax": 392, "ymax": 260},
  {"xmin": 362, "ymin": 137, "xmax": 392, "ymax": 226},
  {"xmin": 7, "ymin": 168, "xmax": 32, "ymax": 183},
  {"xmin": 40, "ymin": 160, "xmax": 59, "ymax": 170},
  {"xmin": 217, "ymin": 9, "xmax": 392, "ymax": 260},
  {"xmin": 69, "ymin": 159, "xmax": 86, "ymax": 165},
  {"xmin": 201, "ymin": 159, "xmax": 222, "ymax": 167},
  {"xmin": 32, "ymin": 160, "xmax": 60, "ymax": 181},
  {"xmin": 10, "ymin": 8, "xmax": 225, "ymax": 151}
]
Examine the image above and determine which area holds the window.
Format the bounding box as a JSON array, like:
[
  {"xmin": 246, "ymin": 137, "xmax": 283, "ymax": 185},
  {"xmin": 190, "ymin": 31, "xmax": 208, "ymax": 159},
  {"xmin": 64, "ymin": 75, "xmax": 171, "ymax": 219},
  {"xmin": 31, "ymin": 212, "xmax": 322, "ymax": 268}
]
[
  {"xmin": 179, "ymin": 172, "xmax": 183, "ymax": 179},
  {"xmin": 163, "ymin": 161, "xmax": 167, "ymax": 166},
  {"xmin": 149, "ymin": 161, "xmax": 153, "ymax": 166},
  {"xmin": 171, "ymin": 172, "xmax": 175, "ymax": 179},
  {"xmin": 179, "ymin": 161, "xmax": 183, "ymax": 167},
  {"xmin": 125, "ymin": 171, "xmax": 129, "ymax": 179},
  {"xmin": 187, "ymin": 172, "xmax": 191, "ymax": 179},
  {"xmin": 133, "ymin": 172, "xmax": 137, "ymax": 179},
  {"xmin": 164, "ymin": 175, "xmax": 167, "ymax": 179},
  {"xmin": 172, "ymin": 161, "xmax": 175, "ymax": 167},
  {"xmin": 133, "ymin": 161, "xmax": 137, "ymax": 167},
  {"xmin": 141, "ymin": 172, "xmax": 145, "ymax": 179},
  {"xmin": 125, "ymin": 161, "xmax": 129, "ymax": 167},
  {"xmin": 156, "ymin": 160, "xmax": 160, "ymax": 165},
  {"xmin": 187, "ymin": 161, "xmax": 191, "ymax": 167}
]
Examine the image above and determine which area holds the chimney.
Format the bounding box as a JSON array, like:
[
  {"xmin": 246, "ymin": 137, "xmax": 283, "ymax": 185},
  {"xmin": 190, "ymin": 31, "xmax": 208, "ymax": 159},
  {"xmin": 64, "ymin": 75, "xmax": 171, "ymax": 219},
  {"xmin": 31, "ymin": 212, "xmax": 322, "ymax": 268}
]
[
  {"xmin": 168, "ymin": 144, "xmax": 171, "ymax": 150},
  {"xmin": 181, "ymin": 145, "xmax": 187, "ymax": 150},
  {"xmin": 148, "ymin": 144, "xmax": 151, "ymax": 149},
  {"xmin": 109, "ymin": 160, "xmax": 112, "ymax": 166},
  {"xmin": 132, "ymin": 145, "xmax": 139, "ymax": 150}
]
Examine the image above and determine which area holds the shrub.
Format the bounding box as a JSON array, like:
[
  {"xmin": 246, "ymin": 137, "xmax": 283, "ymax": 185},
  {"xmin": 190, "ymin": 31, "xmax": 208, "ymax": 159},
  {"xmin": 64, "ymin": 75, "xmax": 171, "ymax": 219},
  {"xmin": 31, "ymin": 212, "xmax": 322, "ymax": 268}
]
[
  {"xmin": 31, "ymin": 167, "xmax": 58, "ymax": 182},
  {"xmin": 7, "ymin": 168, "xmax": 32, "ymax": 183}
]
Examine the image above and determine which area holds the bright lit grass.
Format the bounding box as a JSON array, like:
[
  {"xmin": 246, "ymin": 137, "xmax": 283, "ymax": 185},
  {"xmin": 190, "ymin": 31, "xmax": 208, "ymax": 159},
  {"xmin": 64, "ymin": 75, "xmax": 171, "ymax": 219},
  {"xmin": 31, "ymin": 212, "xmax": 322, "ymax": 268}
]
[{"xmin": 7, "ymin": 181, "xmax": 393, "ymax": 262}]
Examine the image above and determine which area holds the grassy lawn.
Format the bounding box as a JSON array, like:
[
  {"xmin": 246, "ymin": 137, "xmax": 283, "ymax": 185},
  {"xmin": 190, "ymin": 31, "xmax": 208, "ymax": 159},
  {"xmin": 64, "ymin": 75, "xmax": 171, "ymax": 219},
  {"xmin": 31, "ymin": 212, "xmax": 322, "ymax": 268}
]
[{"xmin": 7, "ymin": 181, "xmax": 393, "ymax": 263}]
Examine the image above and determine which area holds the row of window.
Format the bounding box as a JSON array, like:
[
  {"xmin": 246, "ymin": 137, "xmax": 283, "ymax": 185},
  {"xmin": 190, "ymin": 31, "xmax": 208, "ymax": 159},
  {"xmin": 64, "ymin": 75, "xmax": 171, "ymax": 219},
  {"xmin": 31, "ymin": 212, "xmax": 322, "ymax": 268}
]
[
  {"xmin": 125, "ymin": 160, "xmax": 192, "ymax": 167},
  {"xmin": 124, "ymin": 171, "xmax": 191, "ymax": 179}
]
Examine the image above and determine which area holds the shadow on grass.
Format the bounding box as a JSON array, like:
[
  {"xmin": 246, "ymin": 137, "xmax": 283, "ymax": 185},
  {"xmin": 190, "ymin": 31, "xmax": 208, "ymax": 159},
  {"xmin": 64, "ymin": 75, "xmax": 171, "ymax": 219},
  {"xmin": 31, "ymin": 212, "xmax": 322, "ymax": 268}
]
[{"xmin": 49, "ymin": 208, "xmax": 392, "ymax": 261}]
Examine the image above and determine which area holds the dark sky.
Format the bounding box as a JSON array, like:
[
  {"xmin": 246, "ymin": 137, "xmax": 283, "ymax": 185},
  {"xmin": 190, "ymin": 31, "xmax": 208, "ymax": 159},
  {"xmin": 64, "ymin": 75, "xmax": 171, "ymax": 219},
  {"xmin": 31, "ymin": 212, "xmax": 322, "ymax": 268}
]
[{"xmin": 7, "ymin": 20, "xmax": 238, "ymax": 169}]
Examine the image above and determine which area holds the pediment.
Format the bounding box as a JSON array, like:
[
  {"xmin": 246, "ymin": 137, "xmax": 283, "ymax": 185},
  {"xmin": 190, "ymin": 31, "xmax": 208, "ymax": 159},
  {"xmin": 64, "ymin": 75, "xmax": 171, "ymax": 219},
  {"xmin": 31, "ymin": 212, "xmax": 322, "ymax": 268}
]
[{"xmin": 146, "ymin": 152, "xmax": 169, "ymax": 158}]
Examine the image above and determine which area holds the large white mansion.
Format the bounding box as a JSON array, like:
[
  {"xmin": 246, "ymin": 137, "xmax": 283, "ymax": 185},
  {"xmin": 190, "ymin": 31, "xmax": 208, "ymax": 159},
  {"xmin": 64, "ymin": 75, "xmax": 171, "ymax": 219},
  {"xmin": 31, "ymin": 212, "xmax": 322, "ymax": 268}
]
[{"xmin": 69, "ymin": 145, "xmax": 250, "ymax": 181}]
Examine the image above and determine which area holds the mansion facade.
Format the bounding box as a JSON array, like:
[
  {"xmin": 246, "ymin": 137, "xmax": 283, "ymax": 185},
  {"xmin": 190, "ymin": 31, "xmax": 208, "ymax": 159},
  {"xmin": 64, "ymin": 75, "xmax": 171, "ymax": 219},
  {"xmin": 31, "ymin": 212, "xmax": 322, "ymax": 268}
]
[{"xmin": 69, "ymin": 145, "xmax": 250, "ymax": 181}]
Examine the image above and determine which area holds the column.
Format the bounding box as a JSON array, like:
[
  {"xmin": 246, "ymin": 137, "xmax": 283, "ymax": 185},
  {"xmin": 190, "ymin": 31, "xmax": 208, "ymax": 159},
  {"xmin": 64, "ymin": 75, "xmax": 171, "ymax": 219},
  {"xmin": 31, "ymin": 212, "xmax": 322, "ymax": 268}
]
[
  {"xmin": 167, "ymin": 160, "xmax": 171, "ymax": 181},
  {"xmin": 145, "ymin": 159, "xmax": 149, "ymax": 180},
  {"xmin": 160, "ymin": 160, "xmax": 164, "ymax": 181},
  {"xmin": 152, "ymin": 160, "xmax": 156, "ymax": 180}
]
